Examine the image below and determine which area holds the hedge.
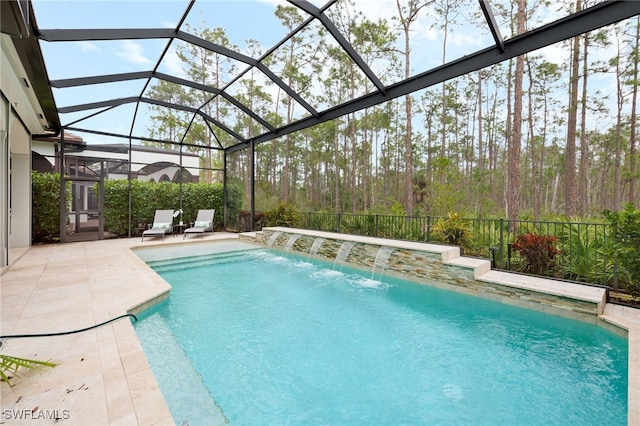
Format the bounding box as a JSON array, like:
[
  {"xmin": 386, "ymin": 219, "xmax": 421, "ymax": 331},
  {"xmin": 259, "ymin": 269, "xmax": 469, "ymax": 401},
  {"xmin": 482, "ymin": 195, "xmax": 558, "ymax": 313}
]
[
  {"xmin": 103, "ymin": 180, "xmax": 242, "ymax": 237},
  {"xmin": 32, "ymin": 171, "xmax": 70, "ymax": 243},
  {"xmin": 32, "ymin": 172, "xmax": 242, "ymax": 241}
]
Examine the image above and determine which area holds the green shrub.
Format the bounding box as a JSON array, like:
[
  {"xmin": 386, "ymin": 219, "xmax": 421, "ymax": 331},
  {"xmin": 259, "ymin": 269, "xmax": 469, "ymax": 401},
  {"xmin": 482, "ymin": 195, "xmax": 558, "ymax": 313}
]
[
  {"xmin": 464, "ymin": 219, "xmax": 506, "ymax": 258},
  {"xmin": 264, "ymin": 202, "xmax": 301, "ymax": 227},
  {"xmin": 432, "ymin": 212, "xmax": 474, "ymax": 249},
  {"xmin": 604, "ymin": 204, "xmax": 640, "ymax": 296},
  {"xmin": 342, "ymin": 214, "xmax": 376, "ymax": 236},
  {"xmin": 32, "ymin": 171, "xmax": 70, "ymax": 243},
  {"xmin": 307, "ymin": 212, "xmax": 339, "ymax": 232},
  {"xmin": 556, "ymin": 219, "xmax": 607, "ymax": 284},
  {"xmin": 375, "ymin": 215, "xmax": 426, "ymax": 241}
]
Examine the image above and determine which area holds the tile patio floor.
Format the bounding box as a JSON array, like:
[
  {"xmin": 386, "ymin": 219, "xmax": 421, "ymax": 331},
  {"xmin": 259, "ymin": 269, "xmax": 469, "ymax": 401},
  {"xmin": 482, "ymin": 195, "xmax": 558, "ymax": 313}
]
[{"xmin": 1, "ymin": 233, "xmax": 237, "ymax": 425}]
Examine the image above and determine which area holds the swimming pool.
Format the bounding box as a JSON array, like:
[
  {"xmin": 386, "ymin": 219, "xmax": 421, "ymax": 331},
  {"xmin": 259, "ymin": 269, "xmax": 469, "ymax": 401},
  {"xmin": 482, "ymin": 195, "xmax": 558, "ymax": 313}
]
[{"xmin": 134, "ymin": 240, "xmax": 628, "ymax": 425}]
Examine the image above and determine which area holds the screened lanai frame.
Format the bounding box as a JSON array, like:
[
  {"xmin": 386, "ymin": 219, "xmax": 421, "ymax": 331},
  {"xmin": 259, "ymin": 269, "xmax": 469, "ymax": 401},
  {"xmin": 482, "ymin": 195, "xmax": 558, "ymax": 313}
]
[{"xmin": 24, "ymin": 0, "xmax": 640, "ymax": 236}]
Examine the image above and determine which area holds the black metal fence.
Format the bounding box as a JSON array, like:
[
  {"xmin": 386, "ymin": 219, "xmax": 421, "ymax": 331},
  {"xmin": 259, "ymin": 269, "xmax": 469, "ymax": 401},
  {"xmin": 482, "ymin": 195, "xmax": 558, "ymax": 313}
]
[{"xmin": 299, "ymin": 212, "xmax": 614, "ymax": 289}]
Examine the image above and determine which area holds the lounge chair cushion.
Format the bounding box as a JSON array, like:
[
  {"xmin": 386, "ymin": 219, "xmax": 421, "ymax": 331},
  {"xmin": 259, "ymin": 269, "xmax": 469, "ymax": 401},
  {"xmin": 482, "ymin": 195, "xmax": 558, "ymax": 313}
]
[
  {"xmin": 152, "ymin": 222, "xmax": 171, "ymax": 230},
  {"xmin": 194, "ymin": 221, "xmax": 210, "ymax": 228}
]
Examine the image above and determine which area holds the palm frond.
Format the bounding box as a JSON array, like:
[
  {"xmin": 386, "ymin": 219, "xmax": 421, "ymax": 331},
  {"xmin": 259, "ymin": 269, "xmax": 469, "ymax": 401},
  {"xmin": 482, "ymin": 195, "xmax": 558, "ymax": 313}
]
[{"xmin": 0, "ymin": 354, "xmax": 57, "ymax": 387}]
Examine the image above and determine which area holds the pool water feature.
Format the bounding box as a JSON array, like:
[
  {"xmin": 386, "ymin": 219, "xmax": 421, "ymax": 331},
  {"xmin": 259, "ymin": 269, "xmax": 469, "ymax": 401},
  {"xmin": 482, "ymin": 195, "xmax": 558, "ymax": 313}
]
[
  {"xmin": 134, "ymin": 241, "xmax": 628, "ymax": 426},
  {"xmin": 265, "ymin": 231, "xmax": 282, "ymax": 249},
  {"xmin": 371, "ymin": 245, "xmax": 394, "ymax": 279},
  {"xmin": 334, "ymin": 240, "xmax": 356, "ymax": 269},
  {"xmin": 283, "ymin": 234, "xmax": 300, "ymax": 254},
  {"xmin": 308, "ymin": 237, "xmax": 325, "ymax": 258}
]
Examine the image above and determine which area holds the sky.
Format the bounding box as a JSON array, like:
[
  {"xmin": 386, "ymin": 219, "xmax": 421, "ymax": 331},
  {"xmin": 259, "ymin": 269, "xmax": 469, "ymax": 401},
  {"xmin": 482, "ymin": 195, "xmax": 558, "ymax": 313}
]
[{"xmin": 29, "ymin": 0, "xmax": 633, "ymax": 147}]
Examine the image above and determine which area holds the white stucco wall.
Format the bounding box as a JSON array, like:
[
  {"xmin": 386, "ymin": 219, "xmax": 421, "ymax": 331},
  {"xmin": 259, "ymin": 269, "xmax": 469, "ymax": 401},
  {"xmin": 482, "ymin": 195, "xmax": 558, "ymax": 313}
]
[
  {"xmin": 9, "ymin": 119, "xmax": 30, "ymax": 248},
  {"xmin": 1, "ymin": 94, "xmax": 8, "ymax": 267},
  {"xmin": 1, "ymin": 34, "xmax": 49, "ymax": 266}
]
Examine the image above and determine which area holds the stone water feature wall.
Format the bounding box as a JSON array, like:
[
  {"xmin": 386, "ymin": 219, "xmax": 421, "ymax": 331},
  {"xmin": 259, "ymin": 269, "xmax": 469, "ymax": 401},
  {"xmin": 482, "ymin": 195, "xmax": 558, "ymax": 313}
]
[{"xmin": 241, "ymin": 227, "xmax": 607, "ymax": 323}]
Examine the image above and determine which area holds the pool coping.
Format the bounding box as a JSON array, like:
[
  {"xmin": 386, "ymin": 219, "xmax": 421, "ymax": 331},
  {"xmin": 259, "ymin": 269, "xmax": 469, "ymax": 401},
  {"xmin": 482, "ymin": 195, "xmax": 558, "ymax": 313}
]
[{"xmin": 0, "ymin": 232, "xmax": 638, "ymax": 425}]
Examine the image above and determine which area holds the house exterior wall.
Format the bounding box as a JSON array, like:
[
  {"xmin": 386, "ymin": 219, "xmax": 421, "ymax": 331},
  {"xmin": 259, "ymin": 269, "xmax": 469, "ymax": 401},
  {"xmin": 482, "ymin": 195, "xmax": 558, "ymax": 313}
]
[
  {"xmin": 1, "ymin": 34, "xmax": 48, "ymax": 267},
  {"xmin": 1, "ymin": 93, "xmax": 8, "ymax": 267},
  {"xmin": 9, "ymin": 117, "xmax": 30, "ymax": 248}
]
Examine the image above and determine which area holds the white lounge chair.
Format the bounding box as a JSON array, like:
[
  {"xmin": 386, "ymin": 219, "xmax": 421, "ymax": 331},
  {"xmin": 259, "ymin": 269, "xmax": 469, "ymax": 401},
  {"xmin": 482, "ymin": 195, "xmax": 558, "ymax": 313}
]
[
  {"xmin": 184, "ymin": 209, "xmax": 215, "ymax": 239},
  {"xmin": 141, "ymin": 210, "xmax": 174, "ymax": 242}
]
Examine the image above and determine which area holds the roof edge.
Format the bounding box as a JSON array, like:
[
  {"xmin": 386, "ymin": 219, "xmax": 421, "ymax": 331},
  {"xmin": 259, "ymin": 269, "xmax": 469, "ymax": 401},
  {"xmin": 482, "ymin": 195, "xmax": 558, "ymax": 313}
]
[{"xmin": 3, "ymin": 0, "xmax": 60, "ymax": 135}]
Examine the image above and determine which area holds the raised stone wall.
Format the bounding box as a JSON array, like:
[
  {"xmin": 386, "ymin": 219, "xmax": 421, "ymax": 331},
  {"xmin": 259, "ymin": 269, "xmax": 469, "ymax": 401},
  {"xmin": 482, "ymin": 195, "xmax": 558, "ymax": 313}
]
[{"xmin": 242, "ymin": 227, "xmax": 607, "ymax": 323}]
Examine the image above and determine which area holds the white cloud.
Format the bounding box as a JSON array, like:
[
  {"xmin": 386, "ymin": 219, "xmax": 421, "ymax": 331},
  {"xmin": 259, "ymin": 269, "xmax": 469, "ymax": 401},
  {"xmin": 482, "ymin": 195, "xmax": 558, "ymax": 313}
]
[
  {"xmin": 161, "ymin": 19, "xmax": 177, "ymax": 29},
  {"xmin": 160, "ymin": 47, "xmax": 188, "ymax": 79},
  {"xmin": 535, "ymin": 43, "xmax": 567, "ymax": 66},
  {"xmin": 77, "ymin": 41, "xmax": 101, "ymax": 53},
  {"xmin": 351, "ymin": 0, "xmax": 396, "ymax": 22},
  {"xmin": 116, "ymin": 40, "xmax": 153, "ymax": 65},
  {"xmin": 255, "ymin": 0, "xmax": 288, "ymax": 7}
]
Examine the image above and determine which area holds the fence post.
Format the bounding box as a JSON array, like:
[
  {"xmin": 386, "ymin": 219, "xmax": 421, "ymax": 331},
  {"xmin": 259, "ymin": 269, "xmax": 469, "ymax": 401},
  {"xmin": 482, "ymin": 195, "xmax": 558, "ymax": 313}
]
[
  {"xmin": 426, "ymin": 216, "xmax": 431, "ymax": 241},
  {"xmin": 375, "ymin": 214, "xmax": 379, "ymax": 236},
  {"xmin": 499, "ymin": 219, "xmax": 504, "ymax": 268},
  {"xmin": 490, "ymin": 246, "xmax": 499, "ymax": 269},
  {"xmin": 337, "ymin": 213, "xmax": 341, "ymax": 233}
]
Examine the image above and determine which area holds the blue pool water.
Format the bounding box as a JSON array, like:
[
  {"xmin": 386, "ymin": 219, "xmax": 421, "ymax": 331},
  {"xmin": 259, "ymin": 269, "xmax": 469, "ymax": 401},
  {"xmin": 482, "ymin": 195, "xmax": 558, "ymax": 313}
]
[{"xmin": 134, "ymin": 241, "xmax": 628, "ymax": 426}]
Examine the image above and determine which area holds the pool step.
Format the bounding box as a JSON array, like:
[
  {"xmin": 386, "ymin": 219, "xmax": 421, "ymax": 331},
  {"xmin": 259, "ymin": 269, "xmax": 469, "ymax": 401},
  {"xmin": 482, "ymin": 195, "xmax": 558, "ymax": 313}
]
[
  {"xmin": 148, "ymin": 249, "xmax": 258, "ymax": 273},
  {"xmin": 135, "ymin": 313, "xmax": 228, "ymax": 425}
]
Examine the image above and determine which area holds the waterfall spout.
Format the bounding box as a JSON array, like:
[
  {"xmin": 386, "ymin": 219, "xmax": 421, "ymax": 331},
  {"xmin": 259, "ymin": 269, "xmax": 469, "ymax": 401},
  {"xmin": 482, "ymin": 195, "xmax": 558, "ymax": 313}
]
[
  {"xmin": 266, "ymin": 231, "xmax": 282, "ymax": 249},
  {"xmin": 371, "ymin": 246, "xmax": 394, "ymax": 279},
  {"xmin": 284, "ymin": 234, "xmax": 301, "ymax": 254},
  {"xmin": 334, "ymin": 241, "xmax": 356, "ymax": 270},
  {"xmin": 308, "ymin": 238, "xmax": 325, "ymax": 259}
]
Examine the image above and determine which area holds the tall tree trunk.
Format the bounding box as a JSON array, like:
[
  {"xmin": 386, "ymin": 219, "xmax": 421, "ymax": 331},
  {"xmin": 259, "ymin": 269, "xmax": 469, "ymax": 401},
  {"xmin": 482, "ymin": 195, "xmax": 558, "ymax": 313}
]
[
  {"xmin": 489, "ymin": 84, "xmax": 499, "ymax": 176},
  {"xmin": 628, "ymin": 17, "xmax": 639, "ymax": 205},
  {"xmin": 333, "ymin": 134, "xmax": 340, "ymax": 212},
  {"xmin": 477, "ymin": 71, "xmax": 484, "ymax": 176},
  {"xmin": 505, "ymin": 59, "xmax": 513, "ymax": 215},
  {"xmin": 282, "ymin": 89, "xmax": 293, "ymax": 202},
  {"xmin": 350, "ymin": 113, "xmax": 357, "ymax": 213},
  {"xmin": 578, "ymin": 31, "xmax": 589, "ymax": 216},
  {"xmin": 565, "ymin": 0, "xmax": 581, "ymax": 217},
  {"xmin": 525, "ymin": 58, "xmax": 539, "ymax": 220},
  {"xmin": 362, "ymin": 109, "xmax": 370, "ymax": 211},
  {"xmin": 539, "ymin": 85, "xmax": 548, "ymax": 219},
  {"xmin": 441, "ymin": 34, "xmax": 449, "ymax": 159},
  {"xmin": 507, "ymin": 0, "xmax": 526, "ymax": 222},
  {"xmin": 614, "ymin": 34, "xmax": 624, "ymax": 210},
  {"xmin": 396, "ymin": 0, "xmax": 429, "ymax": 216},
  {"xmin": 551, "ymin": 171, "xmax": 560, "ymax": 212},
  {"xmin": 272, "ymin": 88, "xmax": 282, "ymax": 197}
]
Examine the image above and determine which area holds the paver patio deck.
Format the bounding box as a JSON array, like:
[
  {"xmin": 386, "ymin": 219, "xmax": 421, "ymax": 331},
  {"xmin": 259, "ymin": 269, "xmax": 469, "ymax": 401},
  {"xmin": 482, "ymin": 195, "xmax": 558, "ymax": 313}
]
[{"xmin": 1, "ymin": 233, "xmax": 237, "ymax": 425}]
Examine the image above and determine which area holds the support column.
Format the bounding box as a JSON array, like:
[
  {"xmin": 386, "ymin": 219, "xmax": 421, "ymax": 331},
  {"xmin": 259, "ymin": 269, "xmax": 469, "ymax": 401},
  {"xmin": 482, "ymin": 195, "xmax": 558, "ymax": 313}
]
[
  {"xmin": 223, "ymin": 150, "xmax": 228, "ymax": 229},
  {"xmin": 59, "ymin": 129, "xmax": 67, "ymax": 243},
  {"xmin": 250, "ymin": 140, "xmax": 255, "ymax": 232},
  {"xmin": 0, "ymin": 94, "xmax": 9, "ymax": 267}
]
